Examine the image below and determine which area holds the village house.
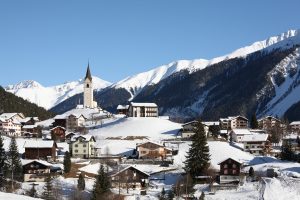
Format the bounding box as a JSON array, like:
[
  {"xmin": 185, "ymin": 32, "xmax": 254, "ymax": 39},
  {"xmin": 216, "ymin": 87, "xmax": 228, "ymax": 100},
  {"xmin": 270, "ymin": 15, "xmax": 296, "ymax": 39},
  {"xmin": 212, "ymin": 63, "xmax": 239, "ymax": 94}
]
[
  {"xmin": 180, "ymin": 121, "xmax": 209, "ymax": 139},
  {"xmin": 116, "ymin": 105, "xmax": 129, "ymax": 115},
  {"xmin": 218, "ymin": 158, "xmax": 242, "ymax": 184},
  {"xmin": 22, "ymin": 159, "xmax": 52, "ymax": 182},
  {"xmin": 230, "ymin": 129, "xmax": 253, "ymax": 143},
  {"xmin": 22, "ymin": 124, "xmax": 39, "ymax": 138},
  {"xmin": 20, "ymin": 117, "xmax": 40, "ymax": 126},
  {"xmin": 24, "ymin": 140, "xmax": 57, "ymax": 161},
  {"xmin": 66, "ymin": 114, "xmax": 87, "ymax": 131},
  {"xmin": 282, "ymin": 134, "xmax": 300, "ymax": 153},
  {"xmin": 70, "ymin": 135, "xmax": 96, "ymax": 159},
  {"xmin": 128, "ymin": 102, "xmax": 158, "ymax": 117},
  {"xmin": 242, "ymin": 134, "xmax": 270, "ymax": 155},
  {"xmin": 50, "ymin": 126, "xmax": 66, "ymax": 142},
  {"xmin": 258, "ymin": 116, "xmax": 282, "ymax": 130},
  {"xmin": 52, "ymin": 115, "xmax": 67, "ymax": 128},
  {"xmin": 220, "ymin": 116, "xmax": 248, "ymax": 130},
  {"xmin": 136, "ymin": 141, "xmax": 172, "ymax": 160},
  {"xmin": 290, "ymin": 121, "xmax": 300, "ymax": 132},
  {"xmin": 110, "ymin": 166, "xmax": 150, "ymax": 189},
  {"xmin": 0, "ymin": 117, "xmax": 22, "ymax": 137}
]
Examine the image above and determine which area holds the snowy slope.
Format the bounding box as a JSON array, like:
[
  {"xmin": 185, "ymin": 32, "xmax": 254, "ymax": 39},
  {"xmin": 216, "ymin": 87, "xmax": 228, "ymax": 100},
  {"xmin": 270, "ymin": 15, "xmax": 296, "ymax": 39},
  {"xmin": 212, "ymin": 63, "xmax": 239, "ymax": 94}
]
[
  {"xmin": 112, "ymin": 29, "xmax": 300, "ymax": 99},
  {"xmin": 5, "ymin": 76, "xmax": 111, "ymax": 109},
  {"xmin": 258, "ymin": 47, "xmax": 300, "ymax": 117},
  {"xmin": 0, "ymin": 192, "xmax": 43, "ymax": 200},
  {"xmin": 89, "ymin": 117, "xmax": 182, "ymax": 140}
]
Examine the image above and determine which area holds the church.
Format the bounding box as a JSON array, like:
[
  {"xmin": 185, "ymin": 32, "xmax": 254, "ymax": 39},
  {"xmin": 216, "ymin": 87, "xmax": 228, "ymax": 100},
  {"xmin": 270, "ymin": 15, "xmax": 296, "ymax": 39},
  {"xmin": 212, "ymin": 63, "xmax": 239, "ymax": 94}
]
[{"xmin": 83, "ymin": 64, "xmax": 98, "ymax": 108}]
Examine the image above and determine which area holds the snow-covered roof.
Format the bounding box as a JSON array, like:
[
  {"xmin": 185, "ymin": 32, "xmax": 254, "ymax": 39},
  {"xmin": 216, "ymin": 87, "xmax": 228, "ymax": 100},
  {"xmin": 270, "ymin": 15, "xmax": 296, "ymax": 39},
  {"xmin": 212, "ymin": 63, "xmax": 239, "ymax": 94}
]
[
  {"xmin": 22, "ymin": 124, "xmax": 38, "ymax": 129},
  {"xmin": 217, "ymin": 157, "xmax": 243, "ymax": 165},
  {"xmin": 202, "ymin": 121, "xmax": 220, "ymax": 126},
  {"xmin": 182, "ymin": 120, "xmax": 198, "ymax": 126},
  {"xmin": 290, "ymin": 121, "xmax": 300, "ymax": 125},
  {"xmin": 117, "ymin": 105, "xmax": 129, "ymax": 110},
  {"xmin": 111, "ymin": 165, "xmax": 150, "ymax": 177},
  {"xmin": 71, "ymin": 134, "xmax": 95, "ymax": 142},
  {"xmin": 258, "ymin": 116, "xmax": 280, "ymax": 122},
  {"xmin": 19, "ymin": 117, "xmax": 39, "ymax": 123},
  {"xmin": 21, "ymin": 159, "xmax": 52, "ymax": 167},
  {"xmin": 136, "ymin": 141, "xmax": 164, "ymax": 148},
  {"xmin": 0, "ymin": 113, "xmax": 24, "ymax": 120},
  {"xmin": 130, "ymin": 102, "xmax": 158, "ymax": 107},
  {"xmin": 24, "ymin": 140, "xmax": 56, "ymax": 148},
  {"xmin": 50, "ymin": 126, "xmax": 66, "ymax": 131},
  {"xmin": 283, "ymin": 134, "xmax": 299, "ymax": 140},
  {"xmin": 231, "ymin": 129, "xmax": 252, "ymax": 135},
  {"xmin": 242, "ymin": 134, "xmax": 269, "ymax": 142}
]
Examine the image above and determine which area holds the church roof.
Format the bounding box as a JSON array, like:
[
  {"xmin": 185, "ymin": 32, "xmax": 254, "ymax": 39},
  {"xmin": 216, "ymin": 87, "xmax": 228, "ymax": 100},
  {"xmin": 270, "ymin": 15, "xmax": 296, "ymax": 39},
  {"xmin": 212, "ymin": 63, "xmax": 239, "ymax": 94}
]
[{"xmin": 85, "ymin": 63, "xmax": 92, "ymax": 81}]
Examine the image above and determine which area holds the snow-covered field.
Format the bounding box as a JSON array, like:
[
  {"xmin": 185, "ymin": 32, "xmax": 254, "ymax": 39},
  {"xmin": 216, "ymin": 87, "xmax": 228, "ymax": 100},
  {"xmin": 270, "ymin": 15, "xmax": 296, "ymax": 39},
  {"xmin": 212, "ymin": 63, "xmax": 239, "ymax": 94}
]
[
  {"xmin": 0, "ymin": 192, "xmax": 43, "ymax": 200},
  {"xmin": 90, "ymin": 117, "xmax": 182, "ymax": 140}
]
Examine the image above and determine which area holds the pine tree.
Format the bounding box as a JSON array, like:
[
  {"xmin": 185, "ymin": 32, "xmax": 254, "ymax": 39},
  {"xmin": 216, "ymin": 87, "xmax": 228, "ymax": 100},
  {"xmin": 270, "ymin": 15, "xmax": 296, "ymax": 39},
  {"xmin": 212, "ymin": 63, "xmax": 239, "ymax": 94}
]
[
  {"xmin": 199, "ymin": 191, "xmax": 205, "ymax": 200},
  {"xmin": 159, "ymin": 187, "xmax": 166, "ymax": 200},
  {"xmin": 249, "ymin": 167, "xmax": 255, "ymax": 177},
  {"xmin": 7, "ymin": 137, "xmax": 23, "ymax": 183},
  {"xmin": 91, "ymin": 164, "xmax": 110, "ymax": 200},
  {"xmin": 42, "ymin": 174, "xmax": 54, "ymax": 200},
  {"xmin": 77, "ymin": 172, "xmax": 85, "ymax": 191},
  {"xmin": 184, "ymin": 120, "xmax": 210, "ymax": 178},
  {"xmin": 63, "ymin": 151, "xmax": 71, "ymax": 174},
  {"xmin": 0, "ymin": 136, "xmax": 6, "ymax": 189},
  {"xmin": 250, "ymin": 114, "xmax": 258, "ymax": 129},
  {"xmin": 27, "ymin": 184, "xmax": 37, "ymax": 197},
  {"xmin": 281, "ymin": 140, "xmax": 294, "ymax": 161}
]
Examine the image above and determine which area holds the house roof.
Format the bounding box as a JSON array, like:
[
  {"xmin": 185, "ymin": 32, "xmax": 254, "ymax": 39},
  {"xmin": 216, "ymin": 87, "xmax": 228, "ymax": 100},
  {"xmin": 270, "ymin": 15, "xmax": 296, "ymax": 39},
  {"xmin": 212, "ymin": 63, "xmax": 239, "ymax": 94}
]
[
  {"xmin": 202, "ymin": 121, "xmax": 220, "ymax": 126},
  {"xmin": 130, "ymin": 102, "xmax": 157, "ymax": 107},
  {"xmin": 117, "ymin": 105, "xmax": 129, "ymax": 110},
  {"xmin": 21, "ymin": 159, "xmax": 53, "ymax": 167},
  {"xmin": 283, "ymin": 134, "xmax": 299, "ymax": 140},
  {"xmin": 24, "ymin": 140, "xmax": 56, "ymax": 148},
  {"xmin": 231, "ymin": 129, "xmax": 252, "ymax": 135},
  {"xmin": 242, "ymin": 134, "xmax": 269, "ymax": 142},
  {"xmin": 111, "ymin": 165, "xmax": 150, "ymax": 177},
  {"xmin": 136, "ymin": 141, "xmax": 164, "ymax": 148},
  {"xmin": 19, "ymin": 117, "xmax": 39, "ymax": 123},
  {"xmin": 71, "ymin": 134, "xmax": 95, "ymax": 142},
  {"xmin": 22, "ymin": 125, "xmax": 38, "ymax": 129},
  {"xmin": 0, "ymin": 113, "xmax": 25, "ymax": 120},
  {"xmin": 50, "ymin": 126, "xmax": 66, "ymax": 131},
  {"xmin": 217, "ymin": 157, "xmax": 242, "ymax": 165},
  {"xmin": 290, "ymin": 121, "xmax": 300, "ymax": 125},
  {"xmin": 258, "ymin": 116, "xmax": 281, "ymax": 122}
]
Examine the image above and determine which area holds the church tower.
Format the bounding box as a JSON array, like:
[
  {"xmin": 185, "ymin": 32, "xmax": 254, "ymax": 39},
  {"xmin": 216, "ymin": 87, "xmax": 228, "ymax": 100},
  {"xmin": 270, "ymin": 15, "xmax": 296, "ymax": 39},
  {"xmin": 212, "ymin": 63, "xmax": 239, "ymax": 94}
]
[{"xmin": 83, "ymin": 64, "xmax": 95, "ymax": 108}]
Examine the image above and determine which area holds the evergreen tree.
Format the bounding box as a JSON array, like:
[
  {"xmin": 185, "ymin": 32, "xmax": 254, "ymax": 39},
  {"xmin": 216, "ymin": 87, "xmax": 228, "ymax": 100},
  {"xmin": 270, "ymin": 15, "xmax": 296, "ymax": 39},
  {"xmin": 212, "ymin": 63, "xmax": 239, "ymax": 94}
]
[
  {"xmin": 91, "ymin": 164, "xmax": 110, "ymax": 200},
  {"xmin": 7, "ymin": 137, "xmax": 23, "ymax": 183},
  {"xmin": 184, "ymin": 120, "xmax": 210, "ymax": 178},
  {"xmin": 249, "ymin": 167, "xmax": 255, "ymax": 177},
  {"xmin": 159, "ymin": 187, "xmax": 166, "ymax": 200},
  {"xmin": 281, "ymin": 141, "xmax": 294, "ymax": 161},
  {"xmin": 167, "ymin": 189, "xmax": 175, "ymax": 200},
  {"xmin": 77, "ymin": 172, "xmax": 85, "ymax": 191},
  {"xmin": 42, "ymin": 174, "xmax": 54, "ymax": 200},
  {"xmin": 250, "ymin": 114, "xmax": 258, "ymax": 129},
  {"xmin": 199, "ymin": 191, "xmax": 205, "ymax": 200},
  {"xmin": 27, "ymin": 184, "xmax": 37, "ymax": 198},
  {"xmin": 0, "ymin": 136, "xmax": 6, "ymax": 189},
  {"xmin": 63, "ymin": 151, "xmax": 71, "ymax": 174}
]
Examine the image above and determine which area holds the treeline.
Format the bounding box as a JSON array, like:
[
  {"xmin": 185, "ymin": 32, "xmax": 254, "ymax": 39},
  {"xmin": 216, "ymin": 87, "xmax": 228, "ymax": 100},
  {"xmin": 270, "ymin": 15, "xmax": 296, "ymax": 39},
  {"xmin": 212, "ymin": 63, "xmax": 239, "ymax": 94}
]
[{"xmin": 0, "ymin": 86, "xmax": 54, "ymax": 120}]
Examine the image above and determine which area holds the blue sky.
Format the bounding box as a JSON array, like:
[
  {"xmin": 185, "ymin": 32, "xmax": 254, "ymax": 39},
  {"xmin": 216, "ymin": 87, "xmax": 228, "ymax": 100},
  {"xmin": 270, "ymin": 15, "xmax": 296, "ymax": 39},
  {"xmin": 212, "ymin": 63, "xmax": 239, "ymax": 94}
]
[{"xmin": 1, "ymin": 0, "xmax": 300, "ymax": 86}]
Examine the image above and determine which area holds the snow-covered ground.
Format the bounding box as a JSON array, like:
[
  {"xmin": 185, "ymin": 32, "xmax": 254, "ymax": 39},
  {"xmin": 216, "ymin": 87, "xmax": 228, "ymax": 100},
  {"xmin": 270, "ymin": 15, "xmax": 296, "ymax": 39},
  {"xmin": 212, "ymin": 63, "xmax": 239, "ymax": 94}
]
[
  {"xmin": 0, "ymin": 192, "xmax": 43, "ymax": 200},
  {"xmin": 90, "ymin": 117, "xmax": 182, "ymax": 140}
]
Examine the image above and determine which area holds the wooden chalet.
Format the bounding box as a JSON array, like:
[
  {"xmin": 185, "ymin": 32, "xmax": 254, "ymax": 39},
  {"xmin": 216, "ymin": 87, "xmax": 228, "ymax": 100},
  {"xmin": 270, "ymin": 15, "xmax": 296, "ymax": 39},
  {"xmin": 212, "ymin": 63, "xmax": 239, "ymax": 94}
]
[
  {"xmin": 110, "ymin": 166, "xmax": 150, "ymax": 189},
  {"xmin": 22, "ymin": 160, "xmax": 52, "ymax": 182},
  {"xmin": 218, "ymin": 158, "xmax": 242, "ymax": 184},
  {"xmin": 24, "ymin": 140, "xmax": 57, "ymax": 161},
  {"xmin": 50, "ymin": 126, "xmax": 66, "ymax": 142},
  {"xmin": 136, "ymin": 141, "xmax": 172, "ymax": 160}
]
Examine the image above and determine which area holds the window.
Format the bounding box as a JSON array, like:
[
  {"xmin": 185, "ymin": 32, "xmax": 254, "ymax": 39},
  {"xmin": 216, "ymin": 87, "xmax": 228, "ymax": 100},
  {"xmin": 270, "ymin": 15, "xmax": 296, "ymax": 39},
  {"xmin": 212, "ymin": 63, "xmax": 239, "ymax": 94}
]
[
  {"xmin": 86, "ymin": 84, "xmax": 89, "ymax": 88},
  {"xmin": 232, "ymin": 169, "xmax": 237, "ymax": 174},
  {"xmin": 224, "ymin": 164, "xmax": 228, "ymax": 168},
  {"xmin": 83, "ymin": 144, "xmax": 87, "ymax": 147},
  {"xmin": 75, "ymin": 150, "xmax": 78, "ymax": 153},
  {"xmin": 75, "ymin": 144, "xmax": 78, "ymax": 147},
  {"xmin": 232, "ymin": 164, "xmax": 236, "ymax": 168},
  {"xmin": 224, "ymin": 169, "xmax": 228, "ymax": 175},
  {"xmin": 83, "ymin": 150, "xmax": 86, "ymax": 153}
]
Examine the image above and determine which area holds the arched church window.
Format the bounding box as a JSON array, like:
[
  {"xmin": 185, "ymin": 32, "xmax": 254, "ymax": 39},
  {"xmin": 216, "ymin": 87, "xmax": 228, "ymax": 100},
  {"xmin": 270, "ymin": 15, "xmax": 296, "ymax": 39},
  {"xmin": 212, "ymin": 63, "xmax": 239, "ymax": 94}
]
[{"xmin": 86, "ymin": 84, "xmax": 89, "ymax": 88}]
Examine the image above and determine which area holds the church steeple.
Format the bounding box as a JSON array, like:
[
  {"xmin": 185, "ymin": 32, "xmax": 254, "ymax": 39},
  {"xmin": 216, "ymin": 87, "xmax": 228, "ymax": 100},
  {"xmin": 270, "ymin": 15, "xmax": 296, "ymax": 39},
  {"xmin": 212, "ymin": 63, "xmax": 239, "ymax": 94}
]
[{"xmin": 85, "ymin": 63, "xmax": 92, "ymax": 81}]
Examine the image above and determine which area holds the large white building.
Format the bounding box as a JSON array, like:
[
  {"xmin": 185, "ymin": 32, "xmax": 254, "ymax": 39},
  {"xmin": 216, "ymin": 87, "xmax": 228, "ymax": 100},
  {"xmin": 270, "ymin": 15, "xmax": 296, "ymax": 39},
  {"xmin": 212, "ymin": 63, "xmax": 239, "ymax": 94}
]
[{"xmin": 83, "ymin": 64, "xmax": 98, "ymax": 108}]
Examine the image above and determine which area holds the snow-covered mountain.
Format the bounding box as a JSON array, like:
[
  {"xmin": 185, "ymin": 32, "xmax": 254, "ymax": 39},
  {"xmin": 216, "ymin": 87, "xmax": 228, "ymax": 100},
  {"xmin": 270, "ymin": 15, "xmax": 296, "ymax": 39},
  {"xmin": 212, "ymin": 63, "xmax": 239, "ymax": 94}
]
[
  {"xmin": 5, "ymin": 76, "xmax": 111, "ymax": 110},
  {"xmin": 112, "ymin": 29, "xmax": 299, "ymax": 99}
]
